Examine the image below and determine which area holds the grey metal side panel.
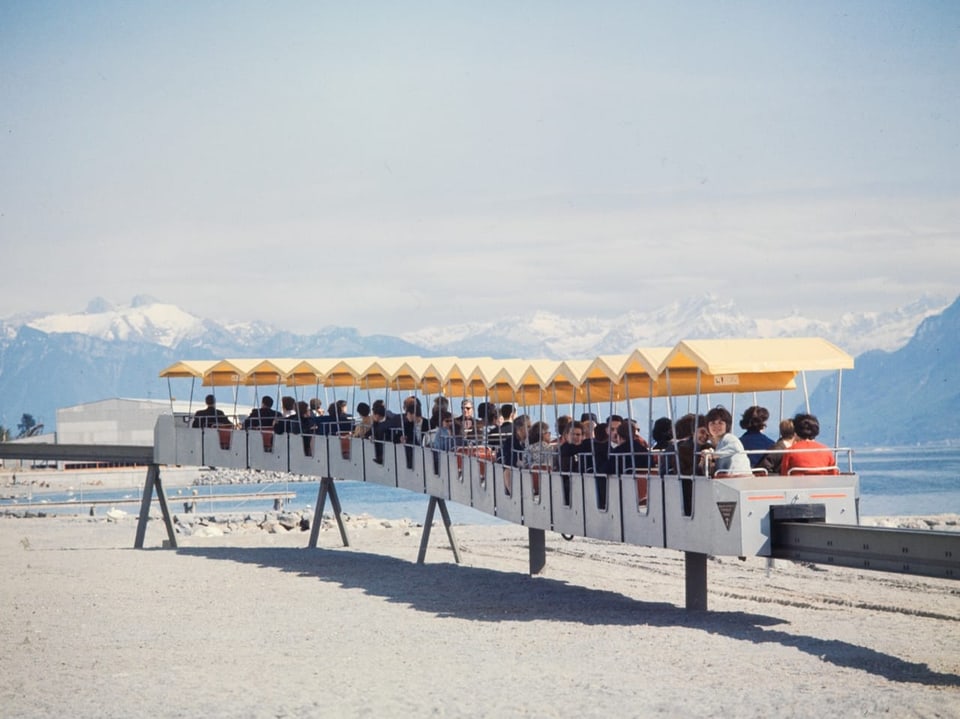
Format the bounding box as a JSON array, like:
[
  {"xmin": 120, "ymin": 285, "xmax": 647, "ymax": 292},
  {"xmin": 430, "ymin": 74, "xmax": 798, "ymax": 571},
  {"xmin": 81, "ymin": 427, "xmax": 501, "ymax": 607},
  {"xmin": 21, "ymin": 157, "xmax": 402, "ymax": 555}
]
[
  {"xmin": 447, "ymin": 455, "xmax": 473, "ymax": 507},
  {"xmin": 288, "ymin": 435, "xmax": 319, "ymax": 476},
  {"xmin": 519, "ymin": 468, "xmax": 552, "ymax": 531},
  {"xmin": 664, "ymin": 477, "xmax": 744, "ymax": 555},
  {"xmin": 622, "ymin": 474, "xmax": 664, "ymax": 547},
  {"xmin": 153, "ymin": 415, "xmax": 178, "ymax": 464},
  {"xmin": 327, "ymin": 436, "xmax": 362, "ymax": 480},
  {"xmin": 397, "ymin": 446, "xmax": 427, "ymax": 493},
  {"xmin": 424, "ymin": 450, "xmax": 449, "ymax": 498},
  {"xmin": 584, "ymin": 474, "xmax": 623, "ymax": 543},
  {"xmin": 201, "ymin": 428, "xmax": 247, "ymax": 469},
  {"xmin": 493, "ymin": 464, "xmax": 522, "ymax": 524},
  {"xmin": 363, "ymin": 442, "xmax": 400, "ymax": 488},
  {"xmin": 550, "ymin": 473, "xmax": 585, "ymax": 537},
  {"xmin": 468, "ymin": 457, "xmax": 496, "ymax": 515},
  {"xmin": 248, "ymin": 430, "xmax": 290, "ymax": 473}
]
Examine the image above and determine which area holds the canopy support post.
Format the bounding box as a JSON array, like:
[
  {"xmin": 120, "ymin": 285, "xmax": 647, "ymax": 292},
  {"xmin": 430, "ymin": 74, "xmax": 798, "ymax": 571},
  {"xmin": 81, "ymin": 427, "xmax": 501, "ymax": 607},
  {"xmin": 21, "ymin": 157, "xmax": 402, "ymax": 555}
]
[
  {"xmin": 417, "ymin": 496, "xmax": 461, "ymax": 564},
  {"xmin": 308, "ymin": 477, "xmax": 350, "ymax": 548},
  {"xmin": 134, "ymin": 463, "xmax": 177, "ymax": 549}
]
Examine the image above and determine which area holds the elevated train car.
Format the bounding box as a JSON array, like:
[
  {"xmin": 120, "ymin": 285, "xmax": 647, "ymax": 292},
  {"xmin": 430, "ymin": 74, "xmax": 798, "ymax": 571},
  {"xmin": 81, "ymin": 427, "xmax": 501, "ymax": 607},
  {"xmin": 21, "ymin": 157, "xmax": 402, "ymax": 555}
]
[{"xmin": 153, "ymin": 338, "xmax": 858, "ymax": 605}]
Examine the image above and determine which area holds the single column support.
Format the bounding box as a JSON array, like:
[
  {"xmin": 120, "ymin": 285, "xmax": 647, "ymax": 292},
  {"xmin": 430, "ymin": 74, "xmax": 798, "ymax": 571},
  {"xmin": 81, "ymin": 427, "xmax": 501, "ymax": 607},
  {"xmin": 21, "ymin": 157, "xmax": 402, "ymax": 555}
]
[
  {"xmin": 685, "ymin": 551, "xmax": 708, "ymax": 611},
  {"xmin": 308, "ymin": 477, "xmax": 350, "ymax": 548},
  {"xmin": 417, "ymin": 496, "xmax": 461, "ymax": 564},
  {"xmin": 529, "ymin": 527, "xmax": 546, "ymax": 575},
  {"xmin": 134, "ymin": 463, "xmax": 177, "ymax": 549}
]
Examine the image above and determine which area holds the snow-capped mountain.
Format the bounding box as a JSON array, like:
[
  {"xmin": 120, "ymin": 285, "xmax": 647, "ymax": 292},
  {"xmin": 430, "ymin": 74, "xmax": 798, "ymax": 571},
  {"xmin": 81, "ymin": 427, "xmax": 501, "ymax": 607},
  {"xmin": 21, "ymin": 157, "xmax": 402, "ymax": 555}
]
[
  {"xmin": 402, "ymin": 293, "xmax": 950, "ymax": 358},
  {"xmin": 0, "ymin": 292, "xmax": 954, "ymax": 438}
]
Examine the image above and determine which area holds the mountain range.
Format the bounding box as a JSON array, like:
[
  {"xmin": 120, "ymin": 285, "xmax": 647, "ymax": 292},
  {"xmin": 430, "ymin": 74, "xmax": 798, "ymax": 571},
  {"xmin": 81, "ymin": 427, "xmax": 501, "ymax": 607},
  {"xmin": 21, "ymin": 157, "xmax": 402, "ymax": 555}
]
[{"xmin": 1, "ymin": 292, "xmax": 956, "ymax": 446}]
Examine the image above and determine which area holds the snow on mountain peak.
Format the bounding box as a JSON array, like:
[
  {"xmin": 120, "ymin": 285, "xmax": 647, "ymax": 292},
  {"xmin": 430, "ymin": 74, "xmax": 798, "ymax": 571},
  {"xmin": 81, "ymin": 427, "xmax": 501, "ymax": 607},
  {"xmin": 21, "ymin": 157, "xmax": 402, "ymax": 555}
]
[{"xmin": 26, "ymin": 298, "xmax": 207, "ymax": 348}]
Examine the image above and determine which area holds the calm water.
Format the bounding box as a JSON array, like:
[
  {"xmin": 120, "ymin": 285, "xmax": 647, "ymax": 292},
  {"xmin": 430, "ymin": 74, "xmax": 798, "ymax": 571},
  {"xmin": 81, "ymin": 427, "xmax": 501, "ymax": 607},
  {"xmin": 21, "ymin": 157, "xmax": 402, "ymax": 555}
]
[{"xmin": 5, "ymin": 446, "xmax": 959, "ymax": 521}]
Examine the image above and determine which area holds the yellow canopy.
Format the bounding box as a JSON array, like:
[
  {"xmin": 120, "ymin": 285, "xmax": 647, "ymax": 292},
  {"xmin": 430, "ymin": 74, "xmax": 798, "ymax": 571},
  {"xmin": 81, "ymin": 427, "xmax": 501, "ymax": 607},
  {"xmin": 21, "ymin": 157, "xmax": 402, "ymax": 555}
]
[
  {"xmin": 657, "ymin": 338, "xmax": 853, "ymax": 395},
  {"xmin": 158, "ymin": 360, "xmax": 217, "ymax": 379},
  {"xmin": 160, "ymin": 338, "xmax": 853, "ymax": 403}
]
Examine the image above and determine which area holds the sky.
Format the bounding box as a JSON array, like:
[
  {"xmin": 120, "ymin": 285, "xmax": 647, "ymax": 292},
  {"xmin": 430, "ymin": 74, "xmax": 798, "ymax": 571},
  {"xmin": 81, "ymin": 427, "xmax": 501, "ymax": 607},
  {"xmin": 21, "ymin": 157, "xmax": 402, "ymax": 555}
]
[{"xmin": 1, "ymin": 1, "xmax": 958, "ymax": 335}]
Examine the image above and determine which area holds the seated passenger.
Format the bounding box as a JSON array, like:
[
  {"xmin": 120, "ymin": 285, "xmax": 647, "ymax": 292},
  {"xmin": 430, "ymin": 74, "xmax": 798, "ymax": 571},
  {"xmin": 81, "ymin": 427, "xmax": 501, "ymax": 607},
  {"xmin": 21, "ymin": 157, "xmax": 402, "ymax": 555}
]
[
  {"xmin": 651, "ymin": 416, "xmax": 675, "ymax": 476},
  {"xmin": 780, "ymin": 414, "xmax": 838, "ymax": 475},
  {"xmin": 499, "ymin": 414, "xmax": 530, "ymax": 468},
  {"xmin": 243, "ymin": 396, "xmax": 278, "ymax": 430},
  {"xmin": 558, "ymin": 421, "xmax": 586, "ymax": 473},
  {"xmin": 455, "ymin": 399, "xmax": 478, "ymax": 441},
  {"xmin": 589, "ymin": 423, "xmax": 610, "ymax": 473},
  {"xmin": 603, "ymin": 420, "xmax": 651, "ymax": 475},
  {"xmin": 352, "ymin": 402, "xmax": 373, "ymax": 438},
  {"xmin": 739, "ymin": 406, "xmax": 776, "ymax": 468},
  {"xmin": 314, "ymin": 399, "xmax": 353, "ymax": 435},
  {"xmin": 432, "ymin": 411, "xmax": 459, "ymax": 452},
  {"xmin": 521, "ymin": 421, "xmax": 556, "ymax": 469},
  {"xmin": 759, "ymin": 419, "xmax": 796, "ymax": 475},
  {"xmin": 192, "ymin": 394, "xmax": 232, "ymax": 429},
  {"xmin": 673, "ymin": 413, "xmax": 709, "ymax": 476},
  {"xmin": 702, "ymin": 406, "xmax": 752, "ymax": 477},
  {"xmin": 272, "ymin": 396, "xmax": 302, "ymax": 435}
]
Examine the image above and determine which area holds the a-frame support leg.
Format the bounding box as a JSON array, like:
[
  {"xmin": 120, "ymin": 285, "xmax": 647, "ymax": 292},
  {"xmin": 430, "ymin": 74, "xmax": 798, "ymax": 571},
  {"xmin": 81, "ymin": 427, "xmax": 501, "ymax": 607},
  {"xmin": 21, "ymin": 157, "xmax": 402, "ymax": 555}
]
[
  {"xmin": 134, "ymin": 463, "xmax": 177, "ymax": 549},
  {"xmin": 528, "ymin": 527, "xmax": 546, "ymax": 575},
  {"xmin": 308, "ymin": 477, "xmax": 350, "ymax": 548},
  {"xmin": 417, "ymin": 496, "xmax": 461, "ymax": 564}
]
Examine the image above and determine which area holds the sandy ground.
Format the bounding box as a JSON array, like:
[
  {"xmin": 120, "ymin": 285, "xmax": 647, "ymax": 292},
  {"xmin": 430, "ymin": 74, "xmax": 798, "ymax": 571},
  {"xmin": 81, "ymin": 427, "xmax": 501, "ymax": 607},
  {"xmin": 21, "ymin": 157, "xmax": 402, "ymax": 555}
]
[{"xmin": 1, "ymin": 510, "xmax": 958, "ymax": 719}]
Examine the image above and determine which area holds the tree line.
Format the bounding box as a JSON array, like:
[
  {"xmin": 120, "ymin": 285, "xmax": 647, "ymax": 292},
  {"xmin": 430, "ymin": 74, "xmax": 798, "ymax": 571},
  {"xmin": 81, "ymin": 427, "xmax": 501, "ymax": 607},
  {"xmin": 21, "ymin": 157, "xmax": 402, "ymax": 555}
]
[{"xmin": 0, "ymin": 413, "xmax": 40, "ymax": 441}]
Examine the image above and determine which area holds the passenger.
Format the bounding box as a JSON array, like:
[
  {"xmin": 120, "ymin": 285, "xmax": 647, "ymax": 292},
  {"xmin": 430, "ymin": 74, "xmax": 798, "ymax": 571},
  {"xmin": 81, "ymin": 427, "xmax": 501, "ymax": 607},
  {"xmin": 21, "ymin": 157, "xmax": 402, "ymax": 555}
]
[
  {"xmin": 651, "ymin": 416, "xmax": 675, "ymax": 476},
  {"xmin": 352, "ymin": 402, "xmax": 373, "ymax": 438},
  {"xmin": 308, "ymin": 398, "xmax": 323, "ymax": 418},
  {"xmin": 482, "ymin": 403, "xmax": 504, "ymax": 444},
  {"xmin": 590, "ymin": 422, "xmax": 610, "ymax": 472},
  {"xmin": 606, "ymin": 415, "xmax": 624, "ymax": 449},
  {"xmin": 522, "ymin": 421, "xmax": 557, "ymax": 470},
  {"xmin": 499, "ymin": 414, "xmax": 530, "ymax": 468},
  {"xmin": 739, "ymin": 406, "xmax": 776, "ymax": 468},
  {"xmin": 673, "ymin": 413, "xmax": 709, "ymax": 476},
  {"xmin": 400, "ymin": 396, "xmax": 429, "ymax": 468},
  {"xmin": 702, "ymin": 406, "xmax": 752, "ymax": 477},
  {"xmin": 759, "ymin": 419, "xmax": 795, "ymax": 475},
  {"xmin": 780, "ymin": 414, "xmax": 838, "ymax": 475},
  {"xmin": 429, "ymin": 396, "xmax": 450, "ymax": 430},
  {"xmin": 191, "ymin": 394, "xmax": 231, "ymax": 429},
  {"xmin": 432, "ymin": 410, "xmax": 459, "ymax": 452},
  {"xmin": 370, "ymin": 400, "xmax": 395, "ymax": 464},
  {"xmin": 579, "ymin": 412, "xmax": 598, "ymax": 441},
  {"xmin": 455, "ymin": 399, "xmax": 478, "ymax": 440},
  {"xmin": 296, "ymin": 400, "xmax": 314, "ymax": 452},
  {"xmin": 327, "ymin": 399, "xmax": 353, "ymax": 434},
  {"xmin": 486, "ymin": 403, "xmax": 512, "ymax": 446},
  {"xmin": 559, "ymin": 421, "xmax": 586, "ymax": 473},
  {"xmin": 603, "ymin": 420, "xmax": 651, "ymax": 475},
  {"xmin": 243, "ymin": 396, "xmax": 278, "ymax": 430},
  {"xmin": 400, "ymin": 396, "xmax": 429, "ymax": 445}
]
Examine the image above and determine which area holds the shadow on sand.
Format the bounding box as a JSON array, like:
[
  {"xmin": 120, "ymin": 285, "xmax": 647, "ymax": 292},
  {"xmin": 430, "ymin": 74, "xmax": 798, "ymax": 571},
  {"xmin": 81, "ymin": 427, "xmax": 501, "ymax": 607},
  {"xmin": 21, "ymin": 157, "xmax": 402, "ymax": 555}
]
[{"xmin": 170, "ymin": 542, "xmax": 959, "ymax": 688}]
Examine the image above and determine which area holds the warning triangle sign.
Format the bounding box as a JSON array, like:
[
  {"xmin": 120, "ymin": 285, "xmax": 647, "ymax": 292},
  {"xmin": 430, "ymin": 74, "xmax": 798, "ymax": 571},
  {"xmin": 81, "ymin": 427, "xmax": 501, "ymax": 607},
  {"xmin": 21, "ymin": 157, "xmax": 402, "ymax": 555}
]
[{"xmin": 716, "ymin": 501, "xmax": 737, "ymax": 531}]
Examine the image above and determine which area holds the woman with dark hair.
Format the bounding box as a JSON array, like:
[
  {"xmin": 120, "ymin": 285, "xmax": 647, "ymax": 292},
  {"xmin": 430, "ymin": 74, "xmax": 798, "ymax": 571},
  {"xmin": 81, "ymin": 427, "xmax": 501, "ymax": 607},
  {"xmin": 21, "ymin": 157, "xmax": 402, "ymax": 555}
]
[
  {"xmin": 674, "ymin": 413, "xmax": 709, "ymax": 476},
  {"xmin": 780, "ymin": 414, "xmax": 838, "ymax": 475},
  {"xmin": 739, "ymin": 406, "xmax": 775, "ymax": 468},
  {"xmin": 702, "ymin": 406, "xmax": 751, "ymax": 477},
  {"xmin": 760, "ymin": 419, "xmax": 795, "ymax": 474},
  {"xmin": 651, "ymin": 416, "xmax": 675, "ymax": 476}
]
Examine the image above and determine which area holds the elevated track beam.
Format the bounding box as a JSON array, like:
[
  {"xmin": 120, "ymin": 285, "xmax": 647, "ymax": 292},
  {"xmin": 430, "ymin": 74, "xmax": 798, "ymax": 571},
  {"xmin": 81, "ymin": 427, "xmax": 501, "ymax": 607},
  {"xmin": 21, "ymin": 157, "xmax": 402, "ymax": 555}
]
[{"xmin": 771, "ymin": 521, "xmax": 960, "ymax": 581}]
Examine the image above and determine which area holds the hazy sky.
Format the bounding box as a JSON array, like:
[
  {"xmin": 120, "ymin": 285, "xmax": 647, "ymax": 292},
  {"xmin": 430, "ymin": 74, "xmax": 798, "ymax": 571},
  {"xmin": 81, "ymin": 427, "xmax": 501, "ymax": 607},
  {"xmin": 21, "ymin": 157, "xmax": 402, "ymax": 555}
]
[{"xmin": 2, "ymin": 1, "xmax": 958, "ymax": 335}]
